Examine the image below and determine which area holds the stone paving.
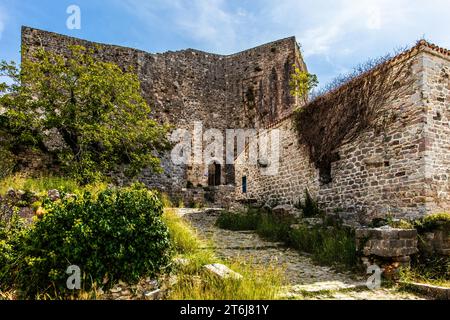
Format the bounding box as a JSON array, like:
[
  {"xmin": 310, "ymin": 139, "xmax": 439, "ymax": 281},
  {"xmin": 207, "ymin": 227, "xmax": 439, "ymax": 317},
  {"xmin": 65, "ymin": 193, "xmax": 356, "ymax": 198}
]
[{"xmin": 179, "ymin": 208, "xmax": 426, "ymax": 300}]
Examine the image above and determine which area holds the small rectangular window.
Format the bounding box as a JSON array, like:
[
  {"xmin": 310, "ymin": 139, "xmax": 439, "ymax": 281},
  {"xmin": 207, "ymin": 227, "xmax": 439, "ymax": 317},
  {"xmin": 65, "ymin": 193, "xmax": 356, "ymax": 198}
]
[{"xmin": 242, "ymin": 176, "xmax": 247, "ymax": 193}]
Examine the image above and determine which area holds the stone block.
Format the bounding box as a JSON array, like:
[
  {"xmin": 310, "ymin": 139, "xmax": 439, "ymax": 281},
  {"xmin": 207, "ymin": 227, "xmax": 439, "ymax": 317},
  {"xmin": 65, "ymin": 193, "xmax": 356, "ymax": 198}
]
[
  {"xmin": 356, "ymin": 227, "xmax": 418, "ymax": 257},
  {"xmin": 203, "ymin": 264, "xmax": 243, "ymax": 280},
  {"xmin": 398, "ymin": 229, "xmax": 418, "ymax": 239},
  {"xmin": 144, "ymin": 289, "xmax": 163, "ymax": 300},
  {"xmin": 273, "ymin": 204, "xmax": 302, "ymax": 218},
  {"xmin": 419, "ymin": 229, "xmax": 450, "ymax": 256},
  {"xmin": 48, "ymin": 189, "xmax": 60, "ymax": 201},
  {"xmin": 302, "ymin": 217, "xmax": 323, "ymax": 226}
]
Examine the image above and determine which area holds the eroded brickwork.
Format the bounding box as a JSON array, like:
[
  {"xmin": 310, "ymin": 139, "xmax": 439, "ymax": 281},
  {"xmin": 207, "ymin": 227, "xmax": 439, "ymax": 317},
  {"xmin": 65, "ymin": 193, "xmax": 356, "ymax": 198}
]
[
  {"xmin": 21, "ymin": 26, "xmax": 305, "ymax": 194},
  {"xmin": 20, "ymin": 27, "xmax": 450, "ymax": 221},
  {"xmin": 236, "ymin": 45, "xmax": 450, "ymax": 223},
  {"xmin": 421, "ymin": 49, "xmax": 450, "ymax": 213},
  {"xmin": 235, "ymin": 118, "xmax": 319, "ymax": 207},
  {"xmin": 316, "ymin": 52, "xmax": 427, "ymax": 223}
]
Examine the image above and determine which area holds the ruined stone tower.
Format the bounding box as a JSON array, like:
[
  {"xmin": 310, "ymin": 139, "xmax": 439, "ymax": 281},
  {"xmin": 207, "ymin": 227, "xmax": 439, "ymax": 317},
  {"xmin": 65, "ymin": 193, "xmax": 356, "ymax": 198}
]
[{"xmin": 21, "ymin": 26, "xmax": 307, "ymax": 197}]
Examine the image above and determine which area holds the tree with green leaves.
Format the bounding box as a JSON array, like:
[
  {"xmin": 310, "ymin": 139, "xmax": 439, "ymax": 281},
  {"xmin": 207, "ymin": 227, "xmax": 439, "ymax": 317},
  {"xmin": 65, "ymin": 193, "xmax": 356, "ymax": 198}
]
[
  {"xmin": 290, "ymin": 64, "xmax": 318, "ymax": 101},
  {"xmin": 0, "ymin": 45, "xmax": 170, "ymax": 183}
]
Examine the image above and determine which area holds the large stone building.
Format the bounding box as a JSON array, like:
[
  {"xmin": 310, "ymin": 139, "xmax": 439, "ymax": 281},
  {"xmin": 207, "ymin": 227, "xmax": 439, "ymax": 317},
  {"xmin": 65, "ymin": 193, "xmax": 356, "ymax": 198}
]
[
  {"xmin": 21, "ymin": 26, "xmax": 304, "ymax": 195},
  {"xmin": 21, "ymin": 27, "xmax": 450, "ymax": 223},
  {"xmin": 236, "ymin": 41, "xmax": 450, "ymax": 224}
]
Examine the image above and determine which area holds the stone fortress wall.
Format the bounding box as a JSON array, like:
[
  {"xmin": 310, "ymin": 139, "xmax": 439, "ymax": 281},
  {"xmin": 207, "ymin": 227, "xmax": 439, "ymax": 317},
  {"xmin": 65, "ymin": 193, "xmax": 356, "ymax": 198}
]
[
  {"xmin": 21, "ymin": 26, "xmax": 305, "ymax": 195},
  {"xmin": 235, "ymin": 42, "xmax": 450, "ymax": 223},
  {"xmin": 21, "ymin": 27, "xmax": 450, "ymax": 222}
]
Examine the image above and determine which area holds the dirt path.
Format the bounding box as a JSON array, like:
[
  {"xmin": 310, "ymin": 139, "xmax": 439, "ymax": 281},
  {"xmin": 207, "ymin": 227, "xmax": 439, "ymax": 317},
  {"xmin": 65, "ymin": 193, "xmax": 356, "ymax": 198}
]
[{"xmin": 179, "ymin": 208, "xmax": 426, "ymax": 300}]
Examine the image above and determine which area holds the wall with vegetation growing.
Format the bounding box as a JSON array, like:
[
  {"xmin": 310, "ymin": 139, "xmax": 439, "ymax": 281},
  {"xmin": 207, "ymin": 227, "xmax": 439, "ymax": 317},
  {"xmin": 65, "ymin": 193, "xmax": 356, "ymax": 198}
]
[
  {"xmin": 21, "ymin": 27, "xmax": 305, "ymax": 192},
  {"xmin": 236, "ymin": 42, "xmax": 450, "ymax": 224}
]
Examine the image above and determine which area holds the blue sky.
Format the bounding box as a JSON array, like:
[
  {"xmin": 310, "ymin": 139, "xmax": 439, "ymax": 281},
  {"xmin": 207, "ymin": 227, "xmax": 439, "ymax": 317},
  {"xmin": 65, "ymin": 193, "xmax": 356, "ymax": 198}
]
[{"xmin": 1, "ymin": 0, "xmax": 449, "ymax": 87}]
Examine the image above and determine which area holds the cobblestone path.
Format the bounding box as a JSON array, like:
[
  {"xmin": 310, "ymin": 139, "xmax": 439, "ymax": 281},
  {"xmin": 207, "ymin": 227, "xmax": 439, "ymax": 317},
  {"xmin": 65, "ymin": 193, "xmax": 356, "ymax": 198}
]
[{"xmin": 179, "ymin": 208, "xmax": 426, "ymax": 300}]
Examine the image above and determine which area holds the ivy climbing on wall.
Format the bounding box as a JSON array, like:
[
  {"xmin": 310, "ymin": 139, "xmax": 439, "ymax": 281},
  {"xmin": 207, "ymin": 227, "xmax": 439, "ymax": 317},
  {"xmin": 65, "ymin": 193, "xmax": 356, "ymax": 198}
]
[{"xmin": 292, "ymin": 45, "xmax": 418, "ymax": 177}]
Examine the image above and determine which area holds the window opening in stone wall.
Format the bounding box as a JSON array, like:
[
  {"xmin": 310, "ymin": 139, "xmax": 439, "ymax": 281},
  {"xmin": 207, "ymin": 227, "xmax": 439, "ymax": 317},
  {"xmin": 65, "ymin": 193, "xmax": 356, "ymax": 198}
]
[
  {"xmin": 319, "ymin": 152, "xmax": 340, "ymax": 185},
  {"xmin": 242, "ymin": 176, "xmax": 247, "ymax": 193},
  {"xmin": 319, "ymin": 164, "xmax": 332, "ymax": 185}
]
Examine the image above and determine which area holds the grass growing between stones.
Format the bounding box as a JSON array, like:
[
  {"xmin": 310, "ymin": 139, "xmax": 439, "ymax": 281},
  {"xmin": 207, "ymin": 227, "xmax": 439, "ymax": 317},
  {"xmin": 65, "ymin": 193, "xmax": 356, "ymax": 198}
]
[
  {"xmin": 163, "ymin": 209, "xmax": 205, "ymax": 255},
  {"xmin": 0, "ymin": 174, "xmax": 108, "ymax": 195},
  {"xmin": 215, "ymin": 209, "xmax": 261, "ymax": 231},
  {"xmin": 169, "ymin": 262, "xmax": 285, "ymax": 300},
  {"xmin": 288, "ymin": 225, "xmax": 357, "ymax": 268},
  {"xmin": 400, "ymin": 269, "xmax": 450, "ymax": 288},
  {"xmin": 216, "ymin": 208, "xmax": 357, "ymax": 270},
  {"xmin": 162, "ymin": 209, "xmax": 218, "ymax": 275},
  {"xmin": 256, "ymin": 214, "xmax": 294, "ymax": 242},
  {"xmin": 399, "ymin": 256, "xmax": 450, "ymax": 288},
  {"xmin": 32, "ymin": 283, "xmax": 106, "ymax": 301},
  {"xmin": 398, "ymin": 214, "xmax": 450, "ymax": 289},
  {"xmin": 164, "ymin": 209, "xmax": 286, "ymax": 300},
  {"xmin": 1, "ymin": 205, "xmax": 286, "ymax": 300}
]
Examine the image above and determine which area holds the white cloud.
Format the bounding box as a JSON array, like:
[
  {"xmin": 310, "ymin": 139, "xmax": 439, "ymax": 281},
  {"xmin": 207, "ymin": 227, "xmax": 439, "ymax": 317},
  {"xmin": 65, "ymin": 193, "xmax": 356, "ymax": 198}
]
[
  {"xmin": 266, "ymin": 0, "xmax": 415, "ymax": 57},
  {"xmin": 118, "ymin": 0, "xmax": 450, "ymax": 57},
  {"xmin": 174, "ymin": 0, "xmax": 234, "ymax": 44},
  {"xmin": 119, "ymin": 0, "xmax": 248, "ymax": 52},
  {"xmin": 366, "ymin": 6, "xmax": 382, "ymax": 30},
  {"xmin": 116, "ymin": 0, "xmax": 450, "ymax": 87},
  {"xmin": 267, "ymin": 0, "xmax": 450, "ymax": 58}
]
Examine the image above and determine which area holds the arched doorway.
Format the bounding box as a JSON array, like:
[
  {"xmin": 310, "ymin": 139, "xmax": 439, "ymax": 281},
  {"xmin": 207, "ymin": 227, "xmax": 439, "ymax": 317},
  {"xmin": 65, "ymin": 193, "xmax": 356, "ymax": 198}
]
[{"xmin": 208, "ymin": 162, "xmax": 221, "ymax": 186}]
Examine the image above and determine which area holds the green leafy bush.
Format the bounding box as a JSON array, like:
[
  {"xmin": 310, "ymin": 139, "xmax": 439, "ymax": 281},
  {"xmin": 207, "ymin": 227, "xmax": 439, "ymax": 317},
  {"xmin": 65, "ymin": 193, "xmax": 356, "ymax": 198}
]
[
  {"xmin": 0, "ymin": 213, "xmax": 29, "ymax": 290},
  {"xmin": 169, "ymin": 261, "xmax": 285, "ymax": 300},
  {"xmin": 215, "ymin": 209, "xmax": 260, "ymax": 231},
  {"xmin": 417, "ymin": 213, "xmax": 450, "ymax": 231},
  {"xmin": 1, "ymin": 46, "xmax": 170, "ymax": 184},
  {"xmin": 256, "ymin": 213, "xmax": 294, "ymax": 242},
  {"xmin": 6, "ymin": 184, "xmax": 172, "ymax": 297},
  {"xmin": 0, "ymin": 174, "xmax": 107, "ymax": 196}
]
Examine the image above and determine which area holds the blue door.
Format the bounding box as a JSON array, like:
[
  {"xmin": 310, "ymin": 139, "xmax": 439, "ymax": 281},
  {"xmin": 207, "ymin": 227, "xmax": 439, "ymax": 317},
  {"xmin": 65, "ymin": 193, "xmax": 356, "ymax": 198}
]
[{"xmin": 242, "ymin": 176, "xmax": 247, "ymax": 193}]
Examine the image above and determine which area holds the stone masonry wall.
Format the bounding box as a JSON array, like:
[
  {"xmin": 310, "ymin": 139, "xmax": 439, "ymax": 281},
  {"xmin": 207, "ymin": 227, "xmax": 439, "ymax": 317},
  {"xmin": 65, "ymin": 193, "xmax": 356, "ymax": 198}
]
[
  {"xmin": 235, "ymin": 117, "xmax": 319, "ymax": 206},
  {"xmin": 316, "ymin": 51, "xmax": 426, "ymax": 224},
  {"xmin": 21, "ymin": 27, "xmax": 305, "ymax": 194},
  {"xmin": 236, "ymin": 45, "xmax": 450, "ymax": 224},
  {"xmin": 421, "ymin": 49, "xmax": 450, "ymax": 213},
  {"xmin": 21, "ymin": 27, "xmax": 450, "ymax": 220}
]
